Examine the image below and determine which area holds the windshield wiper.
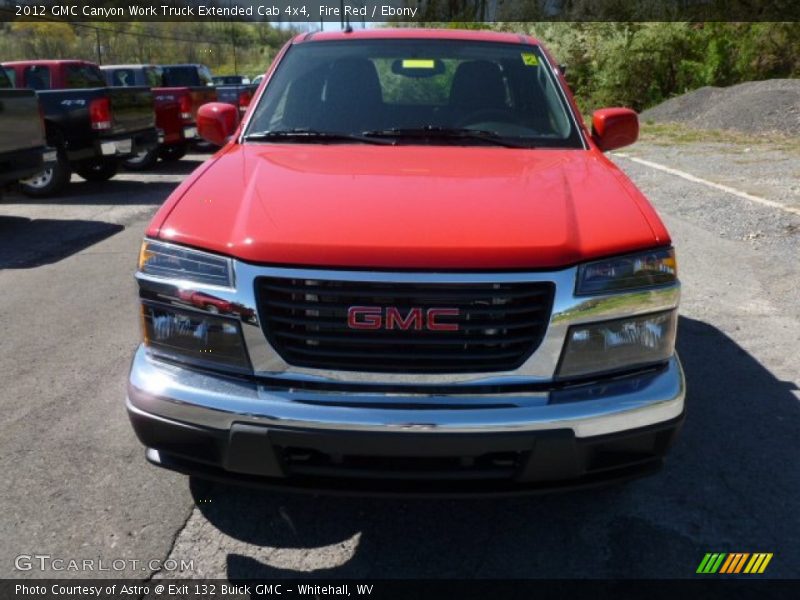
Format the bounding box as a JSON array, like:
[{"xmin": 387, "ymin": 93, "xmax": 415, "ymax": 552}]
[
  {"xmin": 243, "ymin": 129, "xmax": 395, "ymax": 145},
  {"xmin": 361, "ymin": 126, "xmax": 529, "ymax": 148}
]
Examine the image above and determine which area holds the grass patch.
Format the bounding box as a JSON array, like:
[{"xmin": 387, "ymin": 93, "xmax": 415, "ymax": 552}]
[{"xmin": 638, "ymin": 122, "xmax": 800, "ymax": 152}]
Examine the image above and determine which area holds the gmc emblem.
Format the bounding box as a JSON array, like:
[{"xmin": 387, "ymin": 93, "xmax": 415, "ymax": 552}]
[{"xmin": 347, "ymin": 306, "xmax": 460, "ymax": 331}]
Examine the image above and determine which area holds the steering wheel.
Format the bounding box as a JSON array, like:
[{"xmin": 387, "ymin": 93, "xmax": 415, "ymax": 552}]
[{"xmin": 455, "ymin": 108, "xmax": 515, "ymax": 128}]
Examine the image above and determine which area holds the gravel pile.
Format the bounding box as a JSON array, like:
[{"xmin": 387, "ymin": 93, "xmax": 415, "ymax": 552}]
[{"xmin": 640, "ymin": 79, "xmax": 800, "ymax": 136}]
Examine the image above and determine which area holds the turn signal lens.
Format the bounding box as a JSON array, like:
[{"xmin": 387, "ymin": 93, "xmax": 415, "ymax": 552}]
[
  {"xmin": 179, "ymin": 94, "xmax": 193, "ymax": 122},
  {"xmin": 577, "ymin": 247, "xmax": 677, "ymax": 295},
  {"xmin": 89, "ymin": 97, "xmax": 112, "ymax": 130},
  {"xmin": 138, "ymin": 239, "xmax": 233, "ymax": 288},
  {"xmin": 239, "ymin": 89, "xmax": 252, "ymax": 110}
]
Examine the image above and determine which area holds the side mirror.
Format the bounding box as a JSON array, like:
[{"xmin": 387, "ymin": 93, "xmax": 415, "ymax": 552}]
[
  {"xmin": 591, "ymin": 108, "xmax": 638, "ymax": 152},
  {"xmin": 197, "ymin": 102, "xmax": 239, "ymax": 146}
]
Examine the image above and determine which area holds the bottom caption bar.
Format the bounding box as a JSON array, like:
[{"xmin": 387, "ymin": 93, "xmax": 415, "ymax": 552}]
[{"xmin": 3, "ymin": 579, "xmax": 798, "ymax": 600}]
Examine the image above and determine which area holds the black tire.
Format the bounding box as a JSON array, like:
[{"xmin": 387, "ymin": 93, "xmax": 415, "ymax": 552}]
[
  {"xmin": 75, "ymin": 160, "xmax": 119, "ymax": 182},
  {"xmin": 122, "ymin": 148, "xmax": 159, "ymax": 171},
  {"xmin": 159, "ymin": 143, "xmax": 188, "ymax": 162},
  {"xmin": 18, "ymin": 151, "xmax": 72, "ymax": 198}
]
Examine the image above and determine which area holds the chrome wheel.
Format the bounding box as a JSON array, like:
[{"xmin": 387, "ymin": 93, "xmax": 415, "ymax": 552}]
[
  {"xmin": 19, "ymin": 150, "xmax": 71, "ymax": 197},
  {"xmin": 20, "ymin": 168, "xmax": 54, "ymax": 189},
  {"xmin": 127, "ymin": 150, "xmax": 149, "ymax": 164},
  {"xmin": 122, "ymin": 148, "xmax": 159, "ymax": 171}
]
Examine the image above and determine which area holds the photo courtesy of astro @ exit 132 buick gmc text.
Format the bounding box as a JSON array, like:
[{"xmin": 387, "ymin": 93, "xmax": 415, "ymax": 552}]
[{"xmin": 0, "ymin": 1, "xmax": 799, "ymax": 599}]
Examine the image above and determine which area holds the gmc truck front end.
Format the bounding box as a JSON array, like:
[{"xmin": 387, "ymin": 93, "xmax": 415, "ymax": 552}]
[
  {"xmin": 127, "ymin": 241, "xmax": 684, "ymax": 494},
  {"xmin": 126, "ymin": 30, "xmax": 686, "ymax": 494}
]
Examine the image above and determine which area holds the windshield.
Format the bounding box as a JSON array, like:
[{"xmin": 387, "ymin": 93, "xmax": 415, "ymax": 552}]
[{"xmin": 245, "ymin": 39, "xmax": 582, "ymax": 148}]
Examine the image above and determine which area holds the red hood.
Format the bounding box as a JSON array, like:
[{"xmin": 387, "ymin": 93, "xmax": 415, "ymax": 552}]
[{"xmin": 152, "ymin": 144, "xmax": 669, "ymax": 269}]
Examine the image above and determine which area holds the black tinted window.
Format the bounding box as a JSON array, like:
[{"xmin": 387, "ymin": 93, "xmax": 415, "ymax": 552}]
[
  {"xmin": 23, "ymin": 66, "xmax": 51, "ymax": 90},
  {"xmin": 163, "ymin": 66, "xmax": 206, "ymax": 87},
  {"xmin": 145, "ymin": 67, "xmax": 162, "ymax": 88},
  {"xmin": 66, "ymin": 64, "xmax": 106, "ymax": 88},
  {"xmin": 0, "ymin": 67, "xmax": 11, "ymax": 88},
  {"xmin": 214, "ymin": 76, "xmax": 244, "ymax": 85},
  {"xmin": 108, "ymin": 68, "xmax": 137, "ymax": 87},
  {"xmin": 198, "ymin": 66, "xmax": 213, "ymax": 86}
]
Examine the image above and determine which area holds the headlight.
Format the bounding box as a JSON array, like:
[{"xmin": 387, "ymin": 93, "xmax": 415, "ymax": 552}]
[
  {"xmin": 138, "ymin": 239, "xmax": 233, "ymax": 288},
  {"xmin": 576, "ymin": 247, "xmax": 676, "ymax": 295},
  {"xmin": 141, "ymin": 302, "xmax": 251, "ymax": 373},
  {"xmin": 557, "ymin": 310, "xmax": 677, "ymax": 378}
]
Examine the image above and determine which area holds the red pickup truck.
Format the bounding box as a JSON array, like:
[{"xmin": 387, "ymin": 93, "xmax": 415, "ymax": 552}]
[
  {"xmin": 102, "ymin": 64, "xmax": 217, "ymax": 168},
  {"xmin": 128, "ymin": 29, "xmax": 684, "ymax": 494}
]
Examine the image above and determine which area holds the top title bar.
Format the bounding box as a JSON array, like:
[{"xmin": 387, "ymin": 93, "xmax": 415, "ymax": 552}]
[{"xmin": 1, "ymin": 0, "xmax": 799, "ymax": 22}]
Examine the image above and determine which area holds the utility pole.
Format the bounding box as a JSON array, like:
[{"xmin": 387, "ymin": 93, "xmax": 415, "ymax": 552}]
[
  {"xmin": 231, "ymin": 28, "xmax": 238, "ymax": 74},
  {"xmin": 95, "ymin": 28, "xmax": 101, "ymax": 64},
  {"xmin": 228, "ymin": 0, "xmax": 238, "ymax": 74}
]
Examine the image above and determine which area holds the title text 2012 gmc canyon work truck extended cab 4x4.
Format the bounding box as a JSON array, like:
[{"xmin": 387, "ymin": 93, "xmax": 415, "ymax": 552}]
[
  {"xmin": 128, "ymin": 30, "xmax": 684, "ymax": 494},
  {"xmin": 2, "ymin": 60, "xmax": 159, "ymax": 196}
]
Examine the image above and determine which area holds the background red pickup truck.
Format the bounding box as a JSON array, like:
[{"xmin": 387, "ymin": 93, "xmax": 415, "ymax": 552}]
[{"xmin": 102, "ymin": 64, "xmax": 217, "ymax": 168}]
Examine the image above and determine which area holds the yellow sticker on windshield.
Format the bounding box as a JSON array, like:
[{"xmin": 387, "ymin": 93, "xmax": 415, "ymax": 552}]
[
  {"xmin": 521, "ymin": 53, "xmax": 539, "ymax": 67},
  {"xmin": 402, "ymin": 59, "xmax": 435, "ymax": 69}
]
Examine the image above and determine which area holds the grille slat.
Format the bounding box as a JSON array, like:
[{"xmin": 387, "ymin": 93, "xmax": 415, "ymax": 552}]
[
  {"xmin": 267, "ymin": 314, "xmax": 544, "ymax": 332},
  {"xmin": 281, "ymin": 346, "xmax": 528, "ymax": 361},
  {"xmin": 273, "ymin": 330, "xmax": 535, "ymax": 346},
  {"xmin": 261, "ymin": 298, "xmax": 550, "ymax": 316},
  {"xmin": 257, "ymin": 277, "xmax": 554, "ymax": 373},
  {"xmin": 261, "ymin": 282, "xmax": 552, "ymax": 300}
]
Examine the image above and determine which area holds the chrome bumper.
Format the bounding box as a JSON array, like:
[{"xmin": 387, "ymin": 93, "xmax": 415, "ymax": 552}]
[{"xmin": 127, "ymin": 346, "xmax": 685, "ymax": 438}]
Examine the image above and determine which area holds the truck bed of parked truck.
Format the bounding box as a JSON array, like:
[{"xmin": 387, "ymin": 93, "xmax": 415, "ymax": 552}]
[{"xmin": 0, "ymin": 66, "xmax": 50, "ymax": 193}]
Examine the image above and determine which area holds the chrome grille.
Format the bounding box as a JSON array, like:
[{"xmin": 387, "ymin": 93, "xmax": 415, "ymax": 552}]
[{"xmin": 256, "ymin": 277, "xmax": 554, "ymax": 373}]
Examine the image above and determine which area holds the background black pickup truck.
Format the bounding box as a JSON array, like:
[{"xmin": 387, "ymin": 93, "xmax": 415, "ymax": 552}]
[
  {"xmin": 164, "ymin": 63, "xmax": 255, "ymax": 117},
  {"xmin": 1, "ymin": 60, "xmax": 158, "ymax": 196},
  {"xmin": 214, "ymin": 81, "xmax": 257, "ymax": 115},
  {"xmin": 0, "ymin": 66, "xmax": 49, "ymax": 193}
]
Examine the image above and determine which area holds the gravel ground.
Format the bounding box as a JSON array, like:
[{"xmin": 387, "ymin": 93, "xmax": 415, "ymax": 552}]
[
  {"xmin": 617, "ymin": 141, "xmax": 800, "ymax": 260},
  {"xmin": 640, "ymin": 79, "xmax": 800, "ymax": 136},
  {"xmin": 1, "ymin": 138, "xmax": 798, "ymax": 582},
  {"xmin": 152, "ymin": 139, "xmax": 799, "ymax": 580}
]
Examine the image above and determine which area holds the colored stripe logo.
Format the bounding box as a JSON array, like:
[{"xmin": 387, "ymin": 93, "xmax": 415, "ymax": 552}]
[{"xmin": 697, "ymin": 553, "xmax": 773, "ymax": 574}]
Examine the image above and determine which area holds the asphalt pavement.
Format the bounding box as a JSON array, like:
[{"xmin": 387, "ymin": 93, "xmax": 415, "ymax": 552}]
[{"xmin": 1, "ymin": 141, "xmax": 798, "ymax": 580}]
